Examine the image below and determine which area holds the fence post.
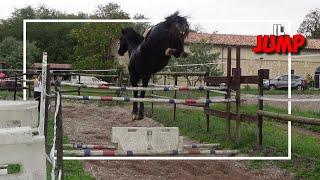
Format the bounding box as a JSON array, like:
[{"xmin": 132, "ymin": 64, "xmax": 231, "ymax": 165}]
[
  {"xmin": 205, "ymin": 72, "xmax": 210, "ymax": 132},
  {"xmin": 44, "ymin": 65, "xmax": 51, "ymax": 146},
  {"xmin": 78, "ymin": 74, "xmax": 81, "ymax": 96},
  {"xmin": 173, "ymin": 76, "xmax": 178, "ymax": 121},
  {"xmin": 55, "ymin": 80, "xmax": 64, "ymax": 179},
  {"xmin": 235, "ymin": 47, "xmax": 241, "ymax": 143},
  {"xmin": 257, "ymin": 69, "xmax": 269, "ymax": 149},
  {"xmin": 28, "ymin": 81, "xmax": 31, "ymax": 97},
  {"xmin": 225, "ymin": 47, "xmax": 232, "ymax": 140},
  {"xmin": 14, "ymin": 74, "xmax": 17, "ymax": 100},
  {"xmin": 39, "ymin": 52, "xmax": 48, "ymax": 136}
]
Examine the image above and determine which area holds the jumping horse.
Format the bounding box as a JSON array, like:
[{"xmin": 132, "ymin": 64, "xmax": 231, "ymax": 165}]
[{"xmin": 118, "ymin": 11, "xmax": 189, "ymax": 120}]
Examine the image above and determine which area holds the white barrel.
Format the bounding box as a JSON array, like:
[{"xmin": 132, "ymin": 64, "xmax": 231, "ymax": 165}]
[{"xmin": 0, "ymin": 100, "xmax": 38, "ymax": 128}]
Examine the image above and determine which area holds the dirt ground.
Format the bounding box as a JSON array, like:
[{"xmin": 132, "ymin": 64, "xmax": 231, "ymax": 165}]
[{"xmin": 61, "ymin": 101, "xmax": 293, "ymax": 180}]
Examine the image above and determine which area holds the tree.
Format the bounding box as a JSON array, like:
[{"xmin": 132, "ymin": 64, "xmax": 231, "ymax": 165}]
[
  {"xmin": 70, "ymin": 3, "xmax": 130, "ymax": 70},
  {"xmin": 131, "ymin": 14, "xmax": 150, "ymax": 35},
  {"xmin": 165, "ymin": 39, "xmax": 222, "ymax": 85},
  {"xmin": 0, "ymin": 5, "xmax": 86, "ymax": 63},
  {"xmin": 94, "ymin": 3, "xmax": 129, "ymax": 19},
  {"xmin": 0, "ymin": 37, "xmax": 40, "ymax": 69},
  {"xmin": 298, "ymin": 8, "xmax": 320, "ymax": 38},
  {"xmin": 0, "ymin": 6, "xmax": 36, "ymax": 40}
]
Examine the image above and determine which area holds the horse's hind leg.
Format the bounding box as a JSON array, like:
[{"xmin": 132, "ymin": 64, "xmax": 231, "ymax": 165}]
[
  {"xmin": 130, "ymin": 76, "xmax": 139, "ymax": 120},
  {"xmin": 138, "ymin": 77, "xmax": 150, "ymax": 120}
]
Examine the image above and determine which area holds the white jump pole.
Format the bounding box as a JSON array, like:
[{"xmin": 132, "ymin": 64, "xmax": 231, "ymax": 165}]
[{"xmin": 39, "ymin": 52, "xmax": 47, "ymax": 136}]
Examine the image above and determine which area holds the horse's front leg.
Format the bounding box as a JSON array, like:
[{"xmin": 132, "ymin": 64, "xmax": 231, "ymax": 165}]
[
  {"xmin": 130, "ymin": 77, "xmax": 139, "ymax": 120},
  {"xmin": 138, "ymin": 77, "xmax": 150, "ymax": 120}
]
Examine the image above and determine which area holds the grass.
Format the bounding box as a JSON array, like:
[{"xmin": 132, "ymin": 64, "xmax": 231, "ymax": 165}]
[
  {"xmin": 46, "ymin": 117, "xmax": 95, "ymax": 180},
  {"xmin": 7, "ymin": 164, "xmax": 20, "ymax": 174},
  {"xmin": 145, "ymin": 103, "xmax": 320, "ymax": 179}
]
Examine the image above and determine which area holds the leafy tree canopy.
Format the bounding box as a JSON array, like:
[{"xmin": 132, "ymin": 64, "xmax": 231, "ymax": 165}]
[
  {"xmin": 0, "ymin": 36, "xmax": 40, "ymax": 69},
  {"xmin": 167, "ymin": 39, "xmax": 222, "ymax": 77},
  {"xmin": 0, "ymin": 3, "xmax": 147, "ymax": 71},
  {"xmin": 164, "ymin": 39, "xmax": 222, "ymax": 85},
  {"xmin": 298, "ymin": 8, "xmax": 320, "ymax": 38}
]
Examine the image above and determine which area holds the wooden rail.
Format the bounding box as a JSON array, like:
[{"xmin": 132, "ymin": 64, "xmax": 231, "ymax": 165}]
[{"xmin": 257, "ymin": 110, "xmax": 320, "ymax": 126}]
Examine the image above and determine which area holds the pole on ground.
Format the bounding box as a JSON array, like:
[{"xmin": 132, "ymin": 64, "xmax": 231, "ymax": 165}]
[
  {"xmin": 235, "ymin": 47, "xmax": 241, "ymax": 143},
  {"xmin": 225, "ymin": 47, "xmax": 232, "ymax": 140},
  {"xmin": 173, "ymin": 76, "xmax": 178, "ymax": 121}
]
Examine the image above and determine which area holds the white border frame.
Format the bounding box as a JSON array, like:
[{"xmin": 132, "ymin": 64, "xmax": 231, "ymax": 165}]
[{"xmin": 23, "ymin": 19, "xmax": 291, "ymax": 160}]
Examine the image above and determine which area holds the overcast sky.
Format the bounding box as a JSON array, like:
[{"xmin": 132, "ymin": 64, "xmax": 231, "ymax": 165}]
[{"xmin": 1, "ymin": 0, "xmax": 319, "ymax": 35}]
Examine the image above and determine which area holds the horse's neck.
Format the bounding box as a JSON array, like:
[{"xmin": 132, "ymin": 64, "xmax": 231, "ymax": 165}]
[
  {"xmin": 144, "ymin": 23, "xmax": 172, "ymax": 47},
  {"xmin": 127, "ymin": 33, "xmax": 144, "ymax": 50}
]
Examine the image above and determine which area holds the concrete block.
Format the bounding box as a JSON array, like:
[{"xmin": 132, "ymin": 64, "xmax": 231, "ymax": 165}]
[
  {"xmin": 111, "ymin": 127, "xmax": 182, "ymax": 152},
  {"xmin": 0, "ymin": 101, "xmax": 38, "ymax": 128},
  {"xmin": 0, "ymin": 127, "xmax": 46, "ymax": 180}
]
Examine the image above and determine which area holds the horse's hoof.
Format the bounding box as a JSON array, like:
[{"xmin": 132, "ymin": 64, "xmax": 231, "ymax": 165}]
[{"xmin": 132, "ymin": 114, "xmax": 139, "ymax": 121}]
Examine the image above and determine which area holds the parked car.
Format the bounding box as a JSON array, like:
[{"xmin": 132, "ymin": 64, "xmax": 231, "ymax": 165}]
[
  {"xmin": 69, "ymin": 75, "xmax": 110, "ymax": 86},
  {"xmin": 263, "ymin": 75, "xmax": 307, "ymax": 90}
]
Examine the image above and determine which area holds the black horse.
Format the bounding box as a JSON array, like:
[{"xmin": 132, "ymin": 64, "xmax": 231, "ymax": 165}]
[{"xmin": 118, "ymin": 11, "xmax": 189, "ymax": 120}]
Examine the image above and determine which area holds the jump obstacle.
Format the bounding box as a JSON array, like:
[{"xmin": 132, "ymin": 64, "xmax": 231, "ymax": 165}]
[
  {"xmin": 62, "ymin": 143, "xmax": 220, "ymax": 150},
  {"xmin": 0, "ymin": 100, "xmax": 46, "ymax": 179},
  {"xmin": 61, "ymin": 94, "xmax": 236, "ymax": 104},
  {"xmin": 59, "ymin": 149, "xmax": 239, "ymax": 157},
  {"xmin": 60, "ymin": 82, "xmax": 224, "ymax": 91},
  {"xmin": 56, "ymin": 127, "xmax": 236, "ymax": 157}
]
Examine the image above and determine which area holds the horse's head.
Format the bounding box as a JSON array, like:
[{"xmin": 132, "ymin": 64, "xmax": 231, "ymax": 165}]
[
  {"xmin": 118, "ymin": 28, "xmax": 129, "ymax": 56},
  {"xmin": 118, "ymin": 27, "xmax": 144, "ymax": 56},
  {"xmin": 164, "ymin": 11, "xmax": 189, "ymax": 40}
]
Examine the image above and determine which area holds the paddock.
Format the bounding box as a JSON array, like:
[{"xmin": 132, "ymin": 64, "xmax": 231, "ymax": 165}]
[{"xmin": 11, "ymin": 46, "xmax": 317, "ymax": 179}]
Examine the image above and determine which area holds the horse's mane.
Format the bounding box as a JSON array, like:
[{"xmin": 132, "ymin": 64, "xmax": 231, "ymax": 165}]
[
  {"xmin": 122, "ymin": 27, "xmax": 144, "ymax": 45},
  {"xmin": 164, "ymin": 11, "xmax": 190, "ymax": 35}
]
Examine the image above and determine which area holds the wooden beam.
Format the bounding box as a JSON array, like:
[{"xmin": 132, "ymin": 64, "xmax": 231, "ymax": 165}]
[
  {"xmin": 204, "ymin": 75, "xmax": 260, "ymax": 85},
  {"xmin": 156, "ymin": 71, "xmax": 208, "ymax": 76},
  {"xmin": 204, "ymin": 108, "xmax": 257, "ymax": 123},
  {"xmin": 257, "ymin": 110, "xmax": 320, "ymax": 126}
]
